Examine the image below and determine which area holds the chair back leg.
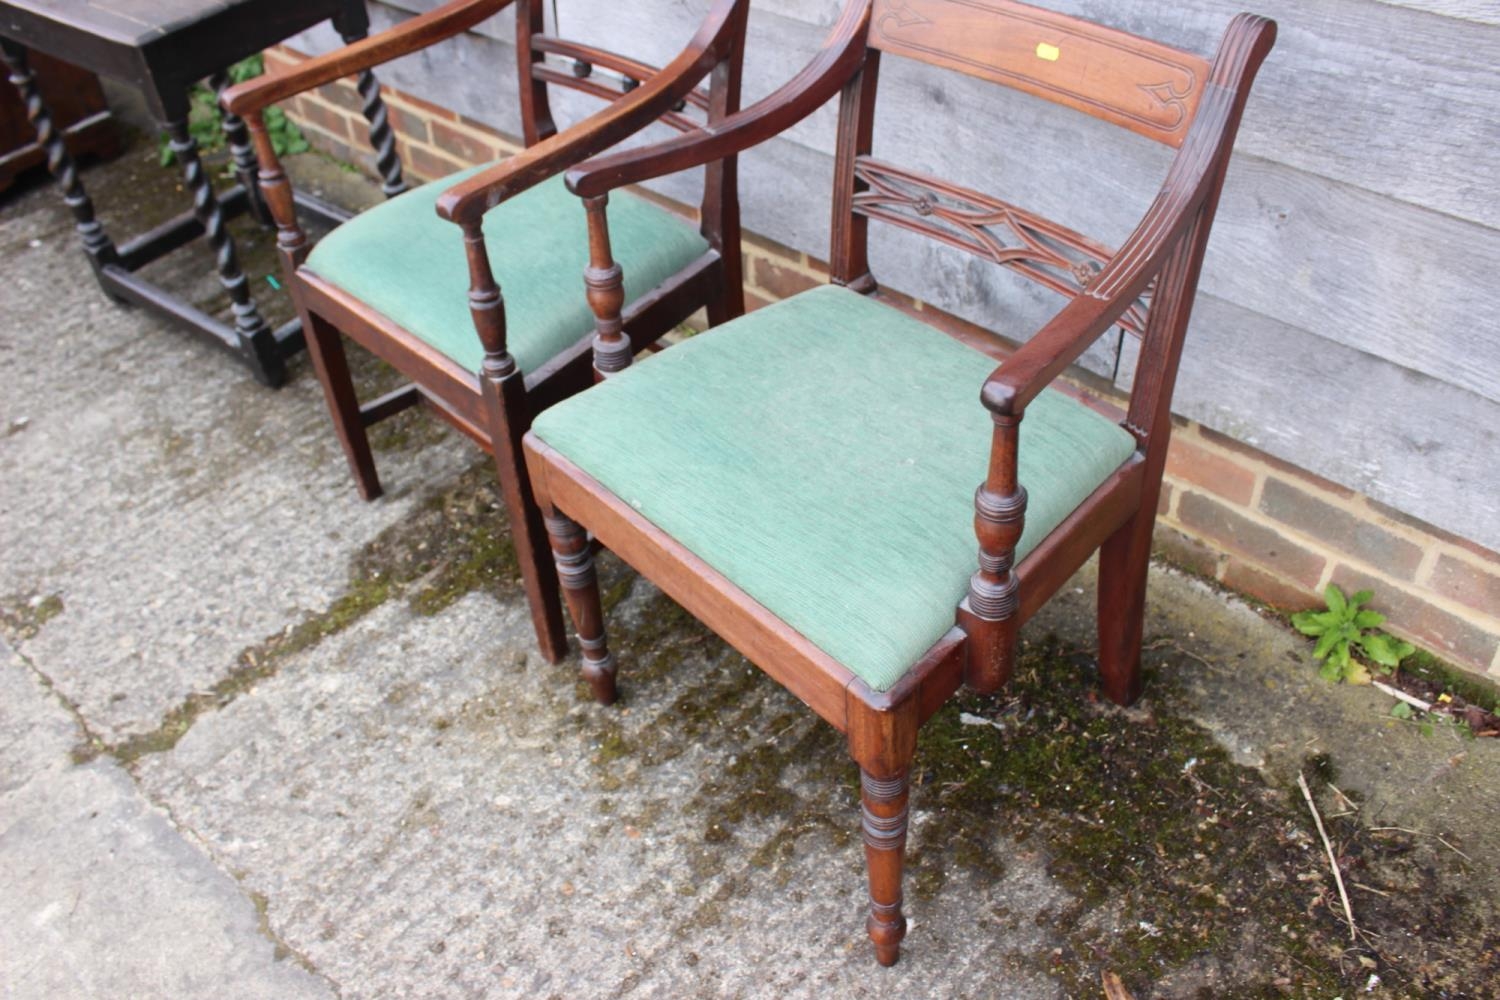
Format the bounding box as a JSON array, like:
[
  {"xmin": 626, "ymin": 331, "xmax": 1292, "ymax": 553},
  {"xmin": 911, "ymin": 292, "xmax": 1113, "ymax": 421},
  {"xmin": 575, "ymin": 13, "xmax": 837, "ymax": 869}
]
[{"xmin": 1096, "ymin": 504, "xmax": 1155, "ymax": 706}]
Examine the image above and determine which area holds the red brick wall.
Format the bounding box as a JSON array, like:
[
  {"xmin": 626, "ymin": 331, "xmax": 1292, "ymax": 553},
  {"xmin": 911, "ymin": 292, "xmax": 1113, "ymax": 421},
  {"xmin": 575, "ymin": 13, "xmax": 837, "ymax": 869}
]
[{"xmin": 264, "ymin": 45, "xmax": 1500, "ymax": 683}]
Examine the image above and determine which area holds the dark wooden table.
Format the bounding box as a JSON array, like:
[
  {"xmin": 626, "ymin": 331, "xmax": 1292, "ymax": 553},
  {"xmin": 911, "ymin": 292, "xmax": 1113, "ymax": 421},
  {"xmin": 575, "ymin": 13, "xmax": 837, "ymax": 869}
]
[{"xmin": 0, "ymin": 0, "xmax": 407, "ymax": 386}]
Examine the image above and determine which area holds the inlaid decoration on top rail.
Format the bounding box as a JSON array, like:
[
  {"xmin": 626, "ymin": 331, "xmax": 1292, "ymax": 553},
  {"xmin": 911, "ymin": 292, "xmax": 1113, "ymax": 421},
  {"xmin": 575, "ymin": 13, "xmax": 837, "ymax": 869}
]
[{"xmin": 869, "ymin": 0, "xmax": 1208, "ymax": 147}]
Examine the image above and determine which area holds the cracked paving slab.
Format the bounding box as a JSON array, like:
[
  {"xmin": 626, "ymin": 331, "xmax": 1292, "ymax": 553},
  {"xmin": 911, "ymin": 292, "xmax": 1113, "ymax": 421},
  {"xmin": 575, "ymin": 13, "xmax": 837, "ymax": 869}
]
[
  {"xmin": 0, "ymin": 152, "xmax": 471, "ymax": 745},
  {"xmin": 0, "ymin": 635, "xmax": 334, "ymax": 999}
]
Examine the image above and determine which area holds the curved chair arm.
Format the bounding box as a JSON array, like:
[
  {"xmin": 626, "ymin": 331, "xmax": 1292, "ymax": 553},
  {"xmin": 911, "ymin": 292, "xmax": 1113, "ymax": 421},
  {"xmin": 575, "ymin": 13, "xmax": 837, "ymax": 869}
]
[
  {"xmin": 435, "ymin": 0, "xmax": 750, "ymax": 226},
  {"xmin": 980, "ymin": 13, "xmax": 1278, "ymax": 419},
  {"xmin": 565, "ymin": 0, "xmax": 874, "ymax": 199},
  {"xmin": 221, "ymin": 0, "xmax": 514, "ymax": 115}
]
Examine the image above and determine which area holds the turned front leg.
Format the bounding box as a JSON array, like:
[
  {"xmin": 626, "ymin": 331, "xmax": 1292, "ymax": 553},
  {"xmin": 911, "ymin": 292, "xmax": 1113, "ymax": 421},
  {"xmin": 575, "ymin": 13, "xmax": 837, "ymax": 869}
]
[
  {"xmin": 860, "ymin": 768, "xmax": 911, "ymax": 966},
  {"xmin": 544, "ymin": 510, "xmax": 617, "ymax": 705},
  {"xmin": 848, "ymin": 696, "xmax": 917, "ymax": 965}
]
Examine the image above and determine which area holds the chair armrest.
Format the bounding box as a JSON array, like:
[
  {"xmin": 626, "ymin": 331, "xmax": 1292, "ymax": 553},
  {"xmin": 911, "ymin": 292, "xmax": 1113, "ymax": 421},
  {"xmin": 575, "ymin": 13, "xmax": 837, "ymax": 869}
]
[
  {"xmin": 435, "ymin": 0, "xmax": 749, "ymax": 226},
  {"xmin": 980, "ymin": 13, "xmax": 1277, "ymax": 417},
  {"xmin": 565, "ymin": 0, "xmax": 873, "ymax": 199},
  {"xmin": 221, "ymin": 0, "xmax": 514, "ymax": 115}
]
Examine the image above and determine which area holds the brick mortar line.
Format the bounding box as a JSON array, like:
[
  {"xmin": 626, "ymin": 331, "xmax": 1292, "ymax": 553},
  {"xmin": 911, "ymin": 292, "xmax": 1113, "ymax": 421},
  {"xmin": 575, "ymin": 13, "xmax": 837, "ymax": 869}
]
[
  {"xmin": 292, "ymin": 117, "xmax": 357, "ymax": 152},
  {"xmin": 1174, "ymin": 424, "xmax": 1500, "ymax": 573},
  {"xmin": 1164, "ymin": 477, "xmax": 1182, "ymax": 520},
  {"xmin": 1160, "ymin": 483, "xmax": 1347, "ymax": 575},
  {"xmin": 747, "ymin": 245, "xmax": 827, "ymax": 283},
  {"xmin": 1246, "ymin": 467, "xmax": 1266, "ymax": 509},
  {"xmin": 1162, "ymin": 490, "xmax": 1500, "ymax": 632},
  {"xmin": 430, "ymin": 115, "xmax": 510, "ymax": 144},
  {"xmin": 1413, "ymin": 544, "xmax": 1442, "ymax": 589},
  {"xmin": 297, "ymin": 89, "xmax": 349, "ymax": 115},
  {"xmin": 1176, "ymin": 435, "xmax": 1500, "ymax": 580}
]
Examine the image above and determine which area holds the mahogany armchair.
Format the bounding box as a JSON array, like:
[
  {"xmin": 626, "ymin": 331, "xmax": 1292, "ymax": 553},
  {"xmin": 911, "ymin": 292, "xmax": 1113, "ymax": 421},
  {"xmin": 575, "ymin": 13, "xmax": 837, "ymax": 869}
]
[
  {"xmin": 221, "ymin": 0, "xmax": 750, "ymax": 663},
  {"xmin": 523, "ymin": 0, "xmax": 1275, "ymax": 965}
]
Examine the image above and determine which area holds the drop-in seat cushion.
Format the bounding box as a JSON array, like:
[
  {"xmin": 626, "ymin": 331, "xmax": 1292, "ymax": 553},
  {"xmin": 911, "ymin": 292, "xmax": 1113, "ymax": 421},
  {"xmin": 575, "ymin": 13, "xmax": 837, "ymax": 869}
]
[
  {"xmin": 532, "ymin": 284, "xmax": 1137, "ymax": 692},
  {"xmin": 304, "ymin": 166, "xmax": 711, "ymax": 375}
]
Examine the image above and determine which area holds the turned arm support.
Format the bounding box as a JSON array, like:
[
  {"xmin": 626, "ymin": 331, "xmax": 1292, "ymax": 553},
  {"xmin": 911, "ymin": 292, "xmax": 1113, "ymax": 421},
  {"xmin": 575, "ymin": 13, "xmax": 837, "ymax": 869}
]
[
  {"xmin": 435, "ymin": 0, "xmax": 750, "ymax": 227},
  {"xmin": 562, "ymin": 0, "xmax": 866, "ymax": 380},
  {"xmin": 221, "ymin": 0, "xmax": 514, "ymax": 115},
  {"xmin": 564, "ymin": 0, "xmax": 874, "ymax": 198}
]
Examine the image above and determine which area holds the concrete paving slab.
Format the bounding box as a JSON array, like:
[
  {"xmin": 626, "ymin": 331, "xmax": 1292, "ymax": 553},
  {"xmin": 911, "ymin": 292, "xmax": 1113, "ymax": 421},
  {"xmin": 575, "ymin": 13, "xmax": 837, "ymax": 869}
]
[
  {"xmin": 0, "ymin": 636, "xmax": 334, "ymax": 999},
  {"xmin": 0, "ymin": 640, "xmax": 79, "ymax": 793},
  {"xmin": 0, "ymin": 148, "xmax": 471, "ymax": 744}
]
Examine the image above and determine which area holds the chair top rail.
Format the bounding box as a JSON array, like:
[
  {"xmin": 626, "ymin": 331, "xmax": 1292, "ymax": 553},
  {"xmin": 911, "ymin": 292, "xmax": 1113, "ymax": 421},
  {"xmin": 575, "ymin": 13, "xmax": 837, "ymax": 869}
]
[{"xmin": 868, "ymin": 0, "xmax": 1211, "ymax": 148}]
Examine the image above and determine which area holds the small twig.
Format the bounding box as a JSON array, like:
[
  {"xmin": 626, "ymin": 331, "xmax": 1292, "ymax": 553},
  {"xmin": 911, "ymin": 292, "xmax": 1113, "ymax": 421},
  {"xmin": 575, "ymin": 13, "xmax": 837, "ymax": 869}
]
[
  {"xmin": 1144, "ymin": 638, "xmax": 1213, "ymax": 668},
  {"xmin": 1350, "ymin": 881, "xmax": 1391, "ymax": 897},
  {"xmin": 1299, "ymin": 771, "xmax": 1357, "ymax": 941},
  {"xmin": 1328, "ymin": 783, "xmax": 1359, "ymax": 812},
  {"xmin": 1367, "ymin": 826, "xmax": 1472, "ymax": 862},
  {"xmin": 1372, "ymin": 679, "xmax": 1432, "ymax": 713}
]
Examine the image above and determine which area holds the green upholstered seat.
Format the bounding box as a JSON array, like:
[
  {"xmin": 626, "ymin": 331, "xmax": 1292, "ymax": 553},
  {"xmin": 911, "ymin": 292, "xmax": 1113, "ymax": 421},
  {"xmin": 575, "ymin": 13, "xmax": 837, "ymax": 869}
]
[
  {"xmin": 532, "ymin": 285, "xmax": 1137, "ymax": 692},
  {"xmin": 304, "ymin": 166, "xmax": 711, "ymax": 376}
]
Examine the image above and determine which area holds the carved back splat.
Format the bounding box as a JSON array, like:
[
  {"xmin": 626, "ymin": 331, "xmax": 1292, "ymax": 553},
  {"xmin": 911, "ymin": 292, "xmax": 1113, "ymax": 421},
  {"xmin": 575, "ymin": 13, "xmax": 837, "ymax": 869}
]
[{"xmin": 850, "ymin": 157, "xmax": 1151, "ymax": 335}]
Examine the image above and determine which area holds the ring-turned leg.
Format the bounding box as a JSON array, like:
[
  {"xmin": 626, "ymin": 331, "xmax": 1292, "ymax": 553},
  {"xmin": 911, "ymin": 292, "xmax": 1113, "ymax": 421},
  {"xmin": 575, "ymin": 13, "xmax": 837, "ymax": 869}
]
[
  {"xmin": 0, "ymin": 41, "xmax": 119, "ymax": 279},
  {"xmin": 848, "ymin": 696, "xmax": 918, "ymax": 965},
  {"xmin": 165, "ymin": 116, "xmax": 282, "ymax": 386},
  {"xmin": 860, "ymin": 768, "xmax": 911, "ymax": 966},
  {"xmin": 543, "ymin": 509, "xmax": 617, "ymax": 705}
]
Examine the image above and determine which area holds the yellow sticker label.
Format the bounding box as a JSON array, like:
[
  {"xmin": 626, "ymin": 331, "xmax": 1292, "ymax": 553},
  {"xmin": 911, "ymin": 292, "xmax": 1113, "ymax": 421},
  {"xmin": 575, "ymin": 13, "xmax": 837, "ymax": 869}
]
[{"xmin": 1036, "ymin": 42, "xmax": 1061, "ymax": 61}]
